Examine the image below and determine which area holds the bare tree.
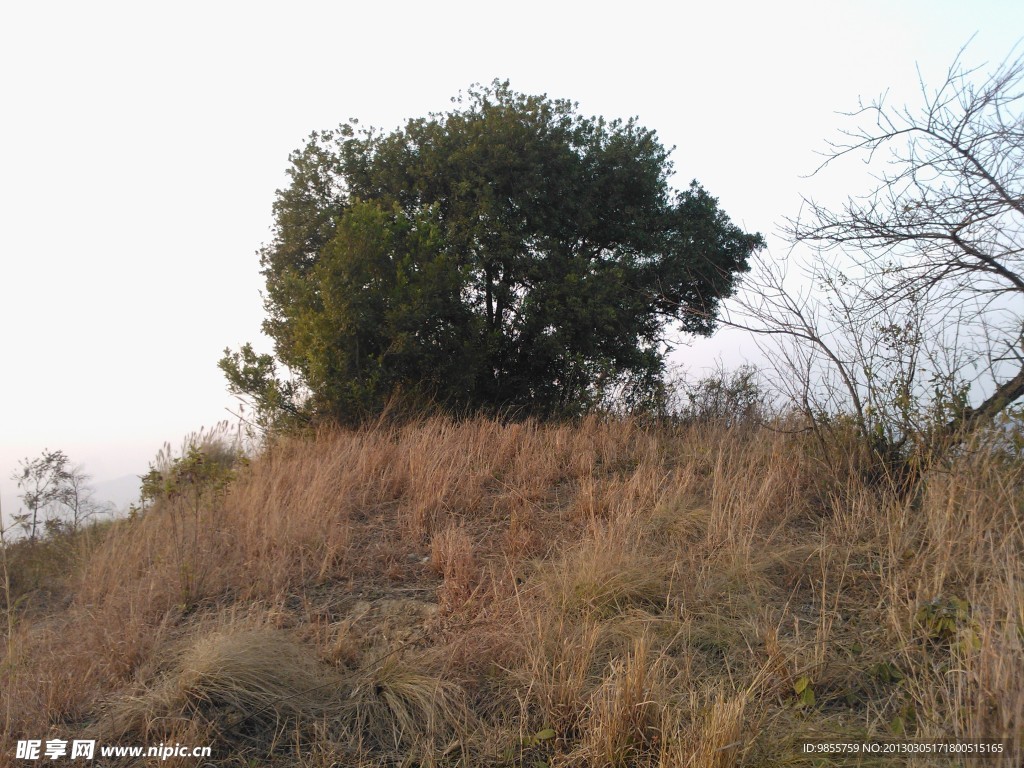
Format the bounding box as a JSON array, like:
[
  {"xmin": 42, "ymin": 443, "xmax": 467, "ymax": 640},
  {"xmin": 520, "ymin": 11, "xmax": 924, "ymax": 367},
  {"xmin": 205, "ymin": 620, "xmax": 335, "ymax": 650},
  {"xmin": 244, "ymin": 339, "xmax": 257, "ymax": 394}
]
[
  {"xmin": 46, "ymin": 465, "xmax": 109, "ymax": 535},
  {"xmin": 792, "ymin": 44, "xmax": 1024, "ymax": 434},
  {"xmin": 10, "ymin": 452, "xmax": 108, "ymax": 540},
  {"xmin": 736, "ymin": 251, "xmax": 971, "ymax": 462},
  {"xmin": 735, "ymin": 44, "xmax": 1024, "ymax": 465}
]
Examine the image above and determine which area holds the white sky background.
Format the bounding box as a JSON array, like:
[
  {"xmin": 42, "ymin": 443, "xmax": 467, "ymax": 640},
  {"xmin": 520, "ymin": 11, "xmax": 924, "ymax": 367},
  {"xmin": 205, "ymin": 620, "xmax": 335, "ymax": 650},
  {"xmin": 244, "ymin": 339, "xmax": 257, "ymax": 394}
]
[{"xmin": 1, "ymin": 0, "xmax": 1022, "ymax": 518}]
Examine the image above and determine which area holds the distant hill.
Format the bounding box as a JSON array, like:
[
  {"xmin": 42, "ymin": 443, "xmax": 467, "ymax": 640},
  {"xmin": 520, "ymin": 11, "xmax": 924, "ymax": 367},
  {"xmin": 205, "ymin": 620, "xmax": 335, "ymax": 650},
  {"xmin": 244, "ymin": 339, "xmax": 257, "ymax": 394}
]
[{"xmin": 92, "ymin": 473, "xmax": 142, "ymax": 513}]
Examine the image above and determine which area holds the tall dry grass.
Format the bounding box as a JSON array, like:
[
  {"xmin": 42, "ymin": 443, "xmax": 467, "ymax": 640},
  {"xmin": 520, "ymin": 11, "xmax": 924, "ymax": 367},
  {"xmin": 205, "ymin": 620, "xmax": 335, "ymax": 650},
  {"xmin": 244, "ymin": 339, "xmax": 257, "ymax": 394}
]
[{"xmin": 0, "ymin": 416, "xmax": 1021, "ymax": 765}]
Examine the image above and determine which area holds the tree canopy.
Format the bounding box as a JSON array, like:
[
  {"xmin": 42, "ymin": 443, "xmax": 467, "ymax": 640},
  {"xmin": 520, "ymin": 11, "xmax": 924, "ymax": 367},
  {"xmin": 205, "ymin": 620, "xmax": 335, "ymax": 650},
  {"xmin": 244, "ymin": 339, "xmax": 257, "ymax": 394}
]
[{"xmin": 222, "ymin": 81, "xmax": 764, "ymax": 424}]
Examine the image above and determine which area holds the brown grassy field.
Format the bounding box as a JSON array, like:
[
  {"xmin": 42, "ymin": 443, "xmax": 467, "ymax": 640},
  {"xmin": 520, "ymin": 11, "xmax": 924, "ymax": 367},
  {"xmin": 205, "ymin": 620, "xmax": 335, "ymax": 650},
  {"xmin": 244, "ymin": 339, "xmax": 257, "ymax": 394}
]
[{"xmin": 2, "ymin": 416, "xmax": 1022, "ymax": 766}]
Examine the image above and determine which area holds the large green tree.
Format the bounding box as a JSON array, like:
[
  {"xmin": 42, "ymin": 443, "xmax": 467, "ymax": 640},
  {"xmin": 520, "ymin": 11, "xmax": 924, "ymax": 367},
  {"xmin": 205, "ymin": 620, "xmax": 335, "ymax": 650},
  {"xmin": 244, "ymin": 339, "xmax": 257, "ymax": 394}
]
[{"xmin": 222, "ymin": 81, "xmax": 764, "ymax": 424}]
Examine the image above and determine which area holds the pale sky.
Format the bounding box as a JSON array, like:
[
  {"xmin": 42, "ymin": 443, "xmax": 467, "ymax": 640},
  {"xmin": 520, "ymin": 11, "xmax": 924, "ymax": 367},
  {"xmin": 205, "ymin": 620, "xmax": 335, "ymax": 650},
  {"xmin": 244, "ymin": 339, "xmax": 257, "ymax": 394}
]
[{"xmin": 2, "ymin": 1, "xmax": 1022, "ymax": 517}]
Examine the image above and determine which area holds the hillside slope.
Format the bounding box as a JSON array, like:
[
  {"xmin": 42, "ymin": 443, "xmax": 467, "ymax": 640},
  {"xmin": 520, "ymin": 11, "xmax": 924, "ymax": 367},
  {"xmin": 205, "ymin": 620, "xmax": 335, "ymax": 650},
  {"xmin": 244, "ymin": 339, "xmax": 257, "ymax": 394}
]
[{"xmin": 2, "ymin": 417, "xmax": 1022, "ymax": 766}]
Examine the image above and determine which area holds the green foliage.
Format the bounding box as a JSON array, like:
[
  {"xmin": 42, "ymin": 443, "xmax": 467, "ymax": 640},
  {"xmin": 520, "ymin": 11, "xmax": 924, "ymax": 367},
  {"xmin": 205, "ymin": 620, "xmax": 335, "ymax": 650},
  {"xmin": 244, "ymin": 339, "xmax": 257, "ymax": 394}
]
[
  {"xmin": 889, "ymin": 702, "xmax": 917, "ymax": 737},
  {"xmin": 140, "ymin": 445, "xmax": 236, "ymax": 511},
  {"xmin": 224, "ymin": 80, "xmax": 764, "ymax": 424},
  {"xmin": 868, "ymin": 660, "xmax": 904, "ymax": 686},
  {"xmin": 504, "ymin": 726, "xmax": 557, "ymax": 766},
  {"xmin": 793, "ymin": 675, "xmax": 816, "ymax": 709},
  {"xmin": 915, "ymin": 596, "xmax": 981, "ymax": 655},
  {"xmin": 218, "ymin": 343, "xmax": 307, "ymax": 434}
]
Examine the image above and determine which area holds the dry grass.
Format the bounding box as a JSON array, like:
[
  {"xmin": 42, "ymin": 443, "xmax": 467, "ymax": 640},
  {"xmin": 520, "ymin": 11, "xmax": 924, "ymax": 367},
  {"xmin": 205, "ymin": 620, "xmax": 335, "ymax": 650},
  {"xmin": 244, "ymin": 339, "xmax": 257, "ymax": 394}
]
[
  {"xmin": 102, "ymin": 627, "xmax": 340, "ymax": 745},
  {"xmin": 2, "ymin": 416, "xmax": 1022, "ymax": 765}
]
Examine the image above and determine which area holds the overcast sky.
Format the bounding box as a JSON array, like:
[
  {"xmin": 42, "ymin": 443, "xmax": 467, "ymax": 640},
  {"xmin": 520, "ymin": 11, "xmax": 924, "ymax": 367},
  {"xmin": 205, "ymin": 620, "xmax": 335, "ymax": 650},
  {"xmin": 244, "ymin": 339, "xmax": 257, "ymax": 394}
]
[{"xmin": 2, "ymin": 0, "xmax": 1022, "ymax": 517}]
